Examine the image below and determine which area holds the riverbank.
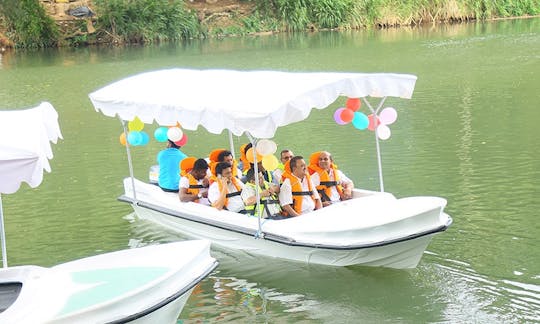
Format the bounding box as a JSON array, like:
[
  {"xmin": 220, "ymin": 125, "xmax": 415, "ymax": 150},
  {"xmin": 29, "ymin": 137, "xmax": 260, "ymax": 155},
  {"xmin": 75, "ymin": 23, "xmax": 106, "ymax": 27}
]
[{"xmin": 1, "ymin": 0, "xmax": 539, "ymax": 49}]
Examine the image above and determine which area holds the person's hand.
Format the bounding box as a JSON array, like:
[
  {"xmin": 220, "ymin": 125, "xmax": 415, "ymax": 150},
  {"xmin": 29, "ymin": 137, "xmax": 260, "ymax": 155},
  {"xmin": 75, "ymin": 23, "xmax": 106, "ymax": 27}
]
[{"xmin": 202, "ymin": 177, "xmax": 209, "ymax": 187}]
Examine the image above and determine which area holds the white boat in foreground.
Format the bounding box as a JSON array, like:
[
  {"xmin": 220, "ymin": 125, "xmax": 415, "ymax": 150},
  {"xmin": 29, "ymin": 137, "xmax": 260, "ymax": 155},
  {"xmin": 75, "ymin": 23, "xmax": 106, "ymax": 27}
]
[
  {"xmin": 89, "ymin": 69, "xmax": 453, "ymax": 269},
  {"xmin": 0, "ymin": 103, "xmax": 218, "ymax": 323}
]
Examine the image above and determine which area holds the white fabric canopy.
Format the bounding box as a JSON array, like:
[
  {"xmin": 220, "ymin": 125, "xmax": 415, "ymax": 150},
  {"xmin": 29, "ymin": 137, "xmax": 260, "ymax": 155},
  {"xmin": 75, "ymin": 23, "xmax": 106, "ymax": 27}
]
[
  {"xmin": 0, "ymin": 102, "xmax": 62, "ymax": 194},
  {"xmin": 89, "ymin": 69, "xmax": 417, "ymax": 138}
]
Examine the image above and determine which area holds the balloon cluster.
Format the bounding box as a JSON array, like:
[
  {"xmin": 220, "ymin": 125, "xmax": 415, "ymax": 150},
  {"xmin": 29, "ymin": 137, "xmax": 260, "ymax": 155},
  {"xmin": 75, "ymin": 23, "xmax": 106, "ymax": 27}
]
[
  {"xmin": 248, "ymin": 139, "xmax": 279, "ymax": 171},
  {"xmin": 333, "ymin": 98, "xmax": 398, "ymax": 140},
  {"xmin": 119, "ymin": 118, "xmax": 189, "ymax": 147},
  {"xmin": 154, "ymin": 123, "xmax": 189, "ymax": 146},
  {"xmin": 119, "ymin": 117, "xmax": 150, "ymax": 146}
]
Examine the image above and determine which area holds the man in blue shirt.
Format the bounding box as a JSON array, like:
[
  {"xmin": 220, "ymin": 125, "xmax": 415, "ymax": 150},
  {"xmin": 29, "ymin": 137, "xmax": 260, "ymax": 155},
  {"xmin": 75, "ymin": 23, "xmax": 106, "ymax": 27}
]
[{"xmin": 157, "ymin": 140, "xmax": 187, "ymax": 192}]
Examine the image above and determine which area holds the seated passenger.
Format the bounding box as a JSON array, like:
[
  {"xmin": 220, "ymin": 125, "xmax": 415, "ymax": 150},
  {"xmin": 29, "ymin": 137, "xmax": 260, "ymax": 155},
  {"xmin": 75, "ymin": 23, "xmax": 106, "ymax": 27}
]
[
  {"xmin": 208, "ymin": 162, "xmax": 246, "ymax": 213},
  {"xmin": 272, "ymin": 149, "xmax": 294, "ymax": 185},
  {"xmin": 217, "ymin": 150, "xmax": 242, "ymax": 178},
  {"xmin": 241, "ymin": 169, "xmax": 283, "ymax": 219},
  {"xmin": 157, "ymin": 140, "xmax": 187, "ymax": 192},
  {"xmin": 309, "ymin": 151, "xmax": 354, "ymax": 206},
  {"xmin": 179, "ymin": 158, "xmax": 210, "ymax": 205},
  {"xmin": 279, "ymin": 156, "xmax": 322, "ymax": 217}
]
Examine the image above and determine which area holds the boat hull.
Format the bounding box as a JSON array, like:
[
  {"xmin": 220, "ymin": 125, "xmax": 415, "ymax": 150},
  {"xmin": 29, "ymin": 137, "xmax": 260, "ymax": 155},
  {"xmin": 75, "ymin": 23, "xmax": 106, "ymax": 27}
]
[{"xmin": 123, "ymin": 178, "xmax": 452, "ymax": 269}]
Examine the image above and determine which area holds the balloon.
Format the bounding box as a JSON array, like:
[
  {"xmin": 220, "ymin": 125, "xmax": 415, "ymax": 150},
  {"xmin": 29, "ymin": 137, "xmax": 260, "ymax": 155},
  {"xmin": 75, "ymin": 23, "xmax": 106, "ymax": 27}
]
[
  {"xmin": 376, "ymin": 124, "xmax": 391, "ymax": 140},
  {"xmin": 154, "ymin": 127, "xmax": 168, "ymax": 142},
  {"xmin": 140, "ymin": 131, "xmax": 149, "ymax": 145},
  {"xmin": 256, "ymin": 139, "xmax": 277, "ymax": 155},
  {"xmin": 352, "ymin": 112, "xmax": 369, "ymax": 130},
  {"xmin": 175, "ymin": 133, "xmax": 188, "ymax": 147},
  {"xmin": 340, "ymin": 108, "xmax": 355, "ymax": 124},
  {"xmin": 379, "ymin": 107, "xmax": 397, "ymax": 125},
  {"xmin": 368, "ymin": 114, "xmax": 380, "ymax": 131},
  {"xmin": 345, "ymin": 98, "xmax": 361, "ymax": 111},
  {"xmin": 246, "ymin": 148, "xmax": 262, "ymax": 163},
  {"xmin": 128, "ymin": 117, "xmax": 144, "ymax": 131},
  {"xmin": 262, "ymin": 154, "xmax": 279, "ymax": 171},
  {"xmin": 333, "ymin": 108, "xmax": 347, "ymax": 125},
  {"xmin": 167, "ymin": 127, "xmax": 183, "ymax": 142},
  {"xmin": 119, "ymin": 133, "xmax": 127, "ymax": 146},
  {"xmin": 127, "ymin": 131, "xmax": 143, "ymax": 146}
]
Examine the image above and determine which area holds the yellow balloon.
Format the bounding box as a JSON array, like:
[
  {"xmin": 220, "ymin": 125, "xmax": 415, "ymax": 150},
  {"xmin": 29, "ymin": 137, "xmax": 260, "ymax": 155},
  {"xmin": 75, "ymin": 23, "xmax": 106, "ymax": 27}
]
[
  {"xmin": 128, "ymin": 116, "xmax": 144, "ymax": 131},
  {"xmin": 262, "ymin": 154, "xmax": 279, "ymax": 171}
]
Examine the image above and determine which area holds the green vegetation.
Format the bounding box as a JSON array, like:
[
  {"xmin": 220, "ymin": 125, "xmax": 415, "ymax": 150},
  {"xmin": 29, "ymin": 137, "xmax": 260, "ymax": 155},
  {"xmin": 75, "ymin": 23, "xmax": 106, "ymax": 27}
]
[
  {"xmin": 93, "ymin": 0, "xmax": 201, "ymax": 44},
  {"xmin": 0, "ymin": 0, "xmax": 539, "ymax": 48},
  {"xmin": 0, "ymin": 0, "xmax": 58, "ymax": 48}
]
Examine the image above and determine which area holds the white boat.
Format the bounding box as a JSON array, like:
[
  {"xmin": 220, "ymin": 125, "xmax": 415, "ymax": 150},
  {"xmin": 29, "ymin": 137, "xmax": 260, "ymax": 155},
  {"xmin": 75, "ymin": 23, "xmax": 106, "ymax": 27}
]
[
  {"xmin": 0, "ymin": 103, "xmax": 218, "ymax": 323},
  {"xmin": 89, "ymin": 69, "xmax": 453, "ymax": 269}
]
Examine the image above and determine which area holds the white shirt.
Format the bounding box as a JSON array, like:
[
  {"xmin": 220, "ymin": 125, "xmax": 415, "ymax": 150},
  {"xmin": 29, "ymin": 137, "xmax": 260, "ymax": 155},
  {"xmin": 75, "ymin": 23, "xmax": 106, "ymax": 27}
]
[
  {"xmin": 179, "ymin": 176, "xmax": 210, "ymax": 205},
  {"xmin": 272, "ymin": 168, "xmax": 284, "ymax": 185},
  {"xmin": 241, "ymin": 183, "xmax": 281, "ymax": 217},
  {"xmin": 311, "ymin": 169, "xmax": 352, "ymax": 203},
  {"xmin": 279, "ymin": 176, "xmax": 320, "ymax": 214},
  {"xmin": 208, "ymin": 179, "xmax": 245, "ymax": 213}
]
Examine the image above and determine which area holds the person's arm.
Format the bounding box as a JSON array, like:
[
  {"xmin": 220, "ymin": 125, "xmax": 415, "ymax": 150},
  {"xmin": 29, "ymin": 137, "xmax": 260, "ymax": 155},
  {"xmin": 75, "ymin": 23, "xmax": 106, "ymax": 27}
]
[
  {"xmin": 211, "ymin": 177, "xmax": 228, "ymax": 210},
  {"xmin": 178, "ymin": 177, "xmax": 197, "ymax": 202},
  {"xmin": 282, "ymin": 204, "xmax": 299, "ymax": 217},
  {"xmin": 309, "ymin": 177, "xmax": 323, "ymax": 210},
  {"xmin": 338, "ymin": 170, "xmax": 353, "ymax": 200}
]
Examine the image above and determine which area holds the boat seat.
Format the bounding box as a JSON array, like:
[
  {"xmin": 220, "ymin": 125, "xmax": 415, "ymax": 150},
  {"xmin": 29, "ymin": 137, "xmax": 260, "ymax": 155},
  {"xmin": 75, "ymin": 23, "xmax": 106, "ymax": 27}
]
[{"xmin": 0, "ymin": 282, "xmax": 22, "ymax": 313}]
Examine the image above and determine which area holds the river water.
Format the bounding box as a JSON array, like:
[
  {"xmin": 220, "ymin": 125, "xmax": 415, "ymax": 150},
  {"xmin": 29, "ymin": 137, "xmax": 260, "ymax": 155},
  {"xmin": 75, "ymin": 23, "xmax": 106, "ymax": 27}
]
[{"xmin": 1, "ymin": 18, "xmax": 539, "ymax": 323}]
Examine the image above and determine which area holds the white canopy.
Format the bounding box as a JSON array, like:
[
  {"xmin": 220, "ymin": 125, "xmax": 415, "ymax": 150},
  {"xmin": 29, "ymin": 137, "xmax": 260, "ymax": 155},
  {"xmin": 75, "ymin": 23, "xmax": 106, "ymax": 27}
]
[
  {"xmin": 89, "ymin": 69, "xmax": 417, "ymax": 138},
  {"xmin": 0, "ymin": 102, "xmax": 62, "ymax": 194}
]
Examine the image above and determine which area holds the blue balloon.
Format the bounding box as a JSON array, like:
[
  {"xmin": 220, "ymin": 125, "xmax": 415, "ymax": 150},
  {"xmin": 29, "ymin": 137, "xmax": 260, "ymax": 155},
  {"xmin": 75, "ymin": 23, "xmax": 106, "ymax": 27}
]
[
  {"xmin": 154, "ymin": 127, "xmax": 168, "ymax": 142},
  {"xmin": 127, "ymin": 131, "xmax": 143, "ymax": 146},
  {"xmin": 140, "ymin": 131, "xmax": 149, "ymax": 145},
  {"xmin": 352, "ymin": 112, "xmax": 369, "ymax": 130}
]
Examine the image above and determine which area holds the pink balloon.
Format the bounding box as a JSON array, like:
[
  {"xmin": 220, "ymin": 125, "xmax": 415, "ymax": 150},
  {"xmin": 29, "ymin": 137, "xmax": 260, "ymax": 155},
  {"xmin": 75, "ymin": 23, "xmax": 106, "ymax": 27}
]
[
  {"xmin": 175, "ymin": 133, "xmax": 188, "ymax": 146},
  {"xmin": 368, "ymin": 114, "xmax": 380, "ymax": 131},
  {"xmin": 379, "ymin": 107, "xmax": 397, "ymax": 125},
  {"xmin": 376, "ymin": 124, "xmax": 391, "ymax": 140},
  {"xmin": 333, "ymin": 108, "xmax": 347, "ymax": 125}
]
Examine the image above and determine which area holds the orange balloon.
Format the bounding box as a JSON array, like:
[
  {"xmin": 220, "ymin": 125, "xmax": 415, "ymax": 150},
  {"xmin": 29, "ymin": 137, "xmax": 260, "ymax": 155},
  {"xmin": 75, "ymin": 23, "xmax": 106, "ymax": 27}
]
[
  {"xmin": 346, "ymin": 98, "xmax": 361, "ymax": 111},
  {"xmin": 340, "ymin": 108, "xmax": 355, "ymax": 123},
  {"xmin": 246, "ymin": 148, "xmax": 262, "ymax": 163},
  {"xmin": 119, "ymin": 133, "xmax": 127, "ymax": 146}
]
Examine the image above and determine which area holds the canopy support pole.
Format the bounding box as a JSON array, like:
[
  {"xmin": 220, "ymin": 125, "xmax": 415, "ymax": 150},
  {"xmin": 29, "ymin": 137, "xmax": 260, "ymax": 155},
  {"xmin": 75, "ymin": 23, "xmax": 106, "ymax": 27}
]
[
  {"xmin": 246, "ymin": 133, "xmax": 262, "ymax": 238},
  {"xmin": 120, "ymin": 118, "xmax": 137, "ymax": 201},
  {"xmin": 0, "ymin": 194, "xmax": 7, "ymax": 268},
  {"xmin": 362, "ymin": 97, "xmax": 387, "ymax": 192},
  {"xmin": 228, "ymin": 130, "xmax": 235, "ymax": 158}
]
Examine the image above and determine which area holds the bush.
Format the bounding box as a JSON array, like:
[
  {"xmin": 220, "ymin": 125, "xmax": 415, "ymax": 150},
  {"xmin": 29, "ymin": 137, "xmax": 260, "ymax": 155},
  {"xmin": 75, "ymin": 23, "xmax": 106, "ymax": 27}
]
[{"xmin": 0, "ymin": 0, "xmax": 58, "ymax": 48}]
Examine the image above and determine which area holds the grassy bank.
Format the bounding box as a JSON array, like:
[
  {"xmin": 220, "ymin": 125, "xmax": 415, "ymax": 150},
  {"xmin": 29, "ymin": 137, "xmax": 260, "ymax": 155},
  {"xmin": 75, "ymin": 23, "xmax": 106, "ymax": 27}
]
[{"xmin": 1, "ymin": 0, "xmax": 539, "ymax": 48}]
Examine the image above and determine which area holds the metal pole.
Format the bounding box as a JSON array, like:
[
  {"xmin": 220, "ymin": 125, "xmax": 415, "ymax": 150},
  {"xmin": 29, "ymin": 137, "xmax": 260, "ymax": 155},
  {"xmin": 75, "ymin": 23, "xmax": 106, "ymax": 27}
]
[
  {"xmin": 0, "ymin": 194, "xmax": 7, "ymax": 268},
  {"xmin": 246, "ymin": 133, "xmax": 262, "ymax": 238},
  {"xmin": 228, "ymin": 130, "xmax": 235, "ymax": 158},
  {"xmin": 120, "ymin": 118, "xmax": 137, "ymax": 201},
  {"xmin": 362, "ymin": 97, "xmax": 387, "ymax": 192}
]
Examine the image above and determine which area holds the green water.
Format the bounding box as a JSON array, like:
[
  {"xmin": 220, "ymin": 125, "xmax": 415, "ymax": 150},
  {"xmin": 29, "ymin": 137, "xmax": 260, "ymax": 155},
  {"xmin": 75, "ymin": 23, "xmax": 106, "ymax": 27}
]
[{"xmin": 1, "ymin": 18, "xmax": 539, "ymax": 323}]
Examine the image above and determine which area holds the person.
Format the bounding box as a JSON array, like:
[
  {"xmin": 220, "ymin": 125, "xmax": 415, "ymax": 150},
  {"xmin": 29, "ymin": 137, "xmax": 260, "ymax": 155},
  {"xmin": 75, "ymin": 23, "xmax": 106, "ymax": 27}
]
[
  {"xmin": 241, "ymin": 168, "xmax": 282, "ymax": 219},
  {"xmin": 279, "ymin": 156, "xmax": 322, "ymax": 217},
  {"xmin": 179, "ymin": 158, "xmax": 210, "ymax": 205},
  {"xmin": 217, "ymin": 150, "xmax": 242, "ymax": 178},
  {"xmin": 157, "ymin": 140, "xmax": 186, "ymax": 192},
  {"xmin": 208, "ymin": 161, "xmax": 246, "ymax": 213},
  {"xmin": 272, "ymin": 149, "xmax": 294, "ymax": 185},
  {"xmin": 309, "ymin": 151, "xmax": 354, "ymax": 206}
]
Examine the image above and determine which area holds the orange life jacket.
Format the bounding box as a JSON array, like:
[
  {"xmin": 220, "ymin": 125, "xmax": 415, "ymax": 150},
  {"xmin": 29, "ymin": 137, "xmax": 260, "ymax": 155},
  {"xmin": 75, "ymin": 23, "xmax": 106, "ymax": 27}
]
[
  {"xmin": 214, "ymin": 177, "xmax": 243, "ymax": 209},
  {"xmin": 239, "ymin": 144, "xmax": 250, "ymax": 172},
  {"xmin": 308, "ymin": 152, "xmax": 343, "ymax": 202},
  {"xmin": 180, "ymin": 156, "xmax": 196, "ymax": 177},
  {"xmin": 281, "ymin": 160, "xmax": 316, "ymax": 215},
  {"xmin": 185, "ymin": 173, "xmax": 205, "ymax": 202}
]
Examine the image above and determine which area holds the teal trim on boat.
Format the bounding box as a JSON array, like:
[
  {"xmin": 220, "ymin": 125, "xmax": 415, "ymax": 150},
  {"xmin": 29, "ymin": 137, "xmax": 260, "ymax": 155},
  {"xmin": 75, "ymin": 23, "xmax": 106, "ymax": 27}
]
[{"xmin": 58, "ymin": 267, "xmax": 168, "ymax": 316}]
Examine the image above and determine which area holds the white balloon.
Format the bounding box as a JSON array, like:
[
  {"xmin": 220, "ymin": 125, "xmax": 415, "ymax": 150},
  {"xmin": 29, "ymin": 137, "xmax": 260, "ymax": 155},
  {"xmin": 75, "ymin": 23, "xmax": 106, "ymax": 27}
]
[
  {"xmin": 167, "ymin": 127, "xmax": 183, "ymax": 142},
  {"xmin": 379, "ymin": 107, "xmax": 397, "ymax": 125},
  {"xmin": 376, "ymin": 124, "xmax": 391, "ymax": 140},
  {"xmin": 256, "ymin": 139, "xmax": 277, "ymax": 155}
]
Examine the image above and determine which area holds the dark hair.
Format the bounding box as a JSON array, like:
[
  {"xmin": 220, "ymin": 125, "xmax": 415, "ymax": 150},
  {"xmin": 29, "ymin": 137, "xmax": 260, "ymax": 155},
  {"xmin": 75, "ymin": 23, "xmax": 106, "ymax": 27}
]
[
  {"xmin": 290, "ymin": 155, "xmax": 304, "ymax": 171},
  {"xmin": 243, "ymin": 143, "xmax": 252, "ymax": 154},
  {"xmin": 217, "ymin": 150, "xmax": 232, "ymax": 162},
  {"xmin": 193, "ymin": 158, "xmax": 208, "ymax": 171},
  {"xmin": 215, "ymin": 162, "xmax": 232, "ymax": 176},
  {"xmin": 245, "ymin": 168, "xmax": 256, "ymax": 182},
  {"xmin": 168, "ymin": 139, "xmax": 179, "ymax": 149},
  {"xmin": 280, "ymin": 149, "xmax": 292, "ymax": 157}
]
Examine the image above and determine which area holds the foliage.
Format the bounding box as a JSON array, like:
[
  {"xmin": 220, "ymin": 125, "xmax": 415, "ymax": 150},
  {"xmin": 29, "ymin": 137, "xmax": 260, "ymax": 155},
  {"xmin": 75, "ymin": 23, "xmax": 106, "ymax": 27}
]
[
  {"xmin": 0, "ymin": 0, "xmax": 58, "ymax": 48},
  {"xmin": 93, "ymin": 0, "xmax": 201, "ymax": 44}
]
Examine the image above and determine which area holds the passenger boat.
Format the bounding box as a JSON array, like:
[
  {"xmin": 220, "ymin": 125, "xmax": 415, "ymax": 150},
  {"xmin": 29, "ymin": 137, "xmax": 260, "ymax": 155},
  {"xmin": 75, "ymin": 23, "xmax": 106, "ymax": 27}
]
[
  {"xmin": 0, "ymin": 102, "xmax": 218, "ymax": 323},
  {"xmin": 89, "ymin": 69, "xmax": 453, "ymax": 269}
]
